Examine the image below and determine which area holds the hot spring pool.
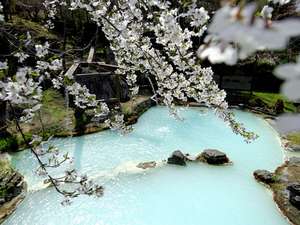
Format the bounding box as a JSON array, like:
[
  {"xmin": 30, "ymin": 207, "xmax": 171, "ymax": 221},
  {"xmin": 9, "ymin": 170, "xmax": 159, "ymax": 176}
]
[{"xmin": 5, "ymin": 106, "xmax": 289, "ymax": 225}]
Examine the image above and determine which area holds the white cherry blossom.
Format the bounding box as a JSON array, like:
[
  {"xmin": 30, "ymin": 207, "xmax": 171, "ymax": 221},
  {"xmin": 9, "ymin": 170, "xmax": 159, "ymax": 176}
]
[
  {"xmin": 274, "ymin": 56, "xmax": 300, "ymax": 101},
  {"xmin": 0, "ymin": 61, "xmax": 8, "ymax": 70},
  {"xmin": 200, "ymin": 3, "xmax": 300, "ymax": 64}
]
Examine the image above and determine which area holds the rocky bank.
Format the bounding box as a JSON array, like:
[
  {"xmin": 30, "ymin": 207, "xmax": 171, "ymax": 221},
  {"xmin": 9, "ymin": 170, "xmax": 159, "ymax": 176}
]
[
  {"xmin": 254, "ymin": 157, "xmax": 300, "ymax": 225},
  {"xmin": 0, "ymin": 156, "xmax": 26, "ymax": 224}
]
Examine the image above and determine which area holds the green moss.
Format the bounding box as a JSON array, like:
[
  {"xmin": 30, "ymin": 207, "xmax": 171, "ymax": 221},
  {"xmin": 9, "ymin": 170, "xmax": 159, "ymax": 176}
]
[
  {"xmin": 9, "ymin": 16, "xmax": 57, "ymax": 40},
  {"xmin": 8, "ymin": 89, "xmax": 74, "ymax": 149},
  {"xmin": 121, "ymin": 103, "xmax": 134, "ymax": 116},
  {"xmin": 37, "ymin": 89, "xmax": 75, "ymax": 136},
  {"xmin": 42, "ymin": 89, "xmax": 72, "ymax": 121},
  {"xmin": 286, "ymin": 132, "xmax": 300, "ymax": 146},
  {"xmin": 255, "ymin": 57, "xmax": 277, "ymax": 67},
  {"xmin": 121, "ymin": 96, "xmax": 151, "ymax": 117},
  {"xmin": 0, "ymin": 159, "xmax": 12, "ymax": 176},
  {"xmin": 0, "ymin": 159, "xmax": 13, "ymax": 198}
]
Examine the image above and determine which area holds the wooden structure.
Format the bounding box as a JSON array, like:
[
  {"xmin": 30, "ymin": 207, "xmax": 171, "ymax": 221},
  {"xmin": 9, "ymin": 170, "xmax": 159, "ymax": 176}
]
[
  {"xmin": 214, "ymin": 74, "xmax": 253, "ymax": 93},
  {"xmin": 65, "ymin": 47, "xmax": 127, "ymax": 103}
]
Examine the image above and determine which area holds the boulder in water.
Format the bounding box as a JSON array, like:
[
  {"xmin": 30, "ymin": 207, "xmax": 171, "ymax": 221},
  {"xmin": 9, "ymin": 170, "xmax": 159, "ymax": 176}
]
[
  {"xmin": 167, "ymin": 150, "xmax": 186, "ymax": 166},
  {"xmin": 197, "ymin": 149, "xmax": 229, "ymax": 165},
  {"xmin": 253, "ymin": 170, "xmax": 275, "ymax": 184},
  {"xmin": 137, "ymin": 161, "xmax": 157, "ymax": 169},
  {"xmin": 287, "ymin": 183, "xmax": 300, "ymax": 196}
]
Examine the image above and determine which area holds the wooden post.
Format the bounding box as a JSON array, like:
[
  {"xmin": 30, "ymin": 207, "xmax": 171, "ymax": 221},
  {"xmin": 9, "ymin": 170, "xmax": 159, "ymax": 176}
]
[
  {"xmin": 87, "ymin": 47, "xmax": 95, "ymax": 63},
  {"xmin": 115, "ymin": 74, "xmax": 121, "ymax": 103}
]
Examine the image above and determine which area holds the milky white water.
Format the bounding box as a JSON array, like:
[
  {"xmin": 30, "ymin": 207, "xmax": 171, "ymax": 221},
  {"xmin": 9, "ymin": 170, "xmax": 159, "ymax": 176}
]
[{"xmin": 5, "ymin": 106, "xmax": 289, "ymax": 225}]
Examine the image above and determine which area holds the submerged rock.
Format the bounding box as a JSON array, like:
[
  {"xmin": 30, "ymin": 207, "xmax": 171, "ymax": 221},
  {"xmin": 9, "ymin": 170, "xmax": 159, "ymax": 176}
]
[
  {"xmin": 137, "ymin": 161, "xmax": 157, "ymax": 169},
  {"xmin": 253, "ymin": 170, "xmax": 275, "ymax": 184},
  {"xmin": 197, "ymin": 149, "xmax": 229, "ymax": 165},
  {"xmin": 167, "ymin": 150, "xmax": 186, "ymax": 166}
]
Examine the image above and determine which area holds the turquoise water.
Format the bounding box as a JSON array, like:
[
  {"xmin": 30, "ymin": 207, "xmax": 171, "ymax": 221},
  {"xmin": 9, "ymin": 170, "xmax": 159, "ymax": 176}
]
[{"xmin": 5, "ymin": 106, "xmax": 289, "ymax": 225}]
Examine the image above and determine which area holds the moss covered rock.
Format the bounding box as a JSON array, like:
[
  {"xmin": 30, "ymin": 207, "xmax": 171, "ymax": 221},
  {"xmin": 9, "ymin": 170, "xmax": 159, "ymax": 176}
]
[{"xmin": 0, "ymin": 156, "xmax": 26, "ymax": 223}]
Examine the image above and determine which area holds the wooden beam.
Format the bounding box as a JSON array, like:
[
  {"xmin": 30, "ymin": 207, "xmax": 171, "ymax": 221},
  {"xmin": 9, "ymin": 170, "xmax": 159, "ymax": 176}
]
[
  {"xmin": 64, "ymin": 62, "xmax": 80, "ymax": 79},
  {"xmin": 97, "ymin": 98, "xmax": 119, "ymax": 103},
  {"xmin": 97, "ymin": 62, "xmax": 121, "ymax": 70},
  {"xmin": 76, "ymin": 72, "xmax": 113, "ymax": 77},
  {"xmin": 87, "ymin": 47, "xmax": 95, "ymax": 63}
]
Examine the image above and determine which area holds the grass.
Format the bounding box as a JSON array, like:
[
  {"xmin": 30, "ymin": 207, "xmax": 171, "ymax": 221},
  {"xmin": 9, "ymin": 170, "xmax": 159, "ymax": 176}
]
[
  {"xmin": 252, "ymin": 92, "xmax": 297, "ymax": 112},
  {"xmin": 7, "ymin": 89, "xmax": 74, "ymax": 150},
  {"xmin": 240, "ymin": 91, "xmax": 297, "ymax": 113},
  {"xmin": 26, "ymin": 89, "xmax": 75, "ymax": 136}
]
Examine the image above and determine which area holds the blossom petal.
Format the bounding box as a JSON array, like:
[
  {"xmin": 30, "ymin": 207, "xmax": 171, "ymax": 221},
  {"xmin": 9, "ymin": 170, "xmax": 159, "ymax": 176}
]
[{"xmin": 281, "ymin": 79, "xmax": 300, "ymax": 101}]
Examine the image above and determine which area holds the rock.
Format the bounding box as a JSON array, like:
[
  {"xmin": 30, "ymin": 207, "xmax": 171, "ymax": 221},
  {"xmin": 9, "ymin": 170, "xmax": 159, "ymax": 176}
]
[
  {"xmin": 249, "ymin": 98, "xmax": 268, "ymax": 108},
  {"xmin": 274, "ymin": 99, "xmax": 284, "ymax": 114},
  {"xmin": 120, "ymin": 78, "xmax": 130, "ymax": 102},
  {"xmin": 0, "ymin": 161, "xmax": 26, "ymax": 223},
  {"xmin": 287, "ymin": 183, "xmax": 300, "ymax": 196},
  {"xmin": 287, "ymin": 183, "xmax": 300, "ymax": 209},
  {"xmin": 198, "ymin": 149, "xmax": 229, "ymax": 165},
  {"xmin": 290, "ymin": 195, "xmax": 300, "ymax": 210},
  {"xmin": 167, "ymin": 150, "xmax": 186, "ymax": 166},
  {"xmin": 137, "ymin": 161, "xmax": 157, "ymax": 169},
  {"xmin": 291, "ymin": 144, "xmax": 300, "ymax": 152},
  {"xmin": 0, "ymin": 198, "xmax": 5, "ymax": 205},
  {"xmin": 289, "ymin": 157, "xmax": 300, "ymax": 165},
  {"xmin": 264, "ymin": 158, "xmax": 300, "ymax": 225},
  {"xmin": 253, "ymin": 170, "xmax": 275, "ymax": 184}
]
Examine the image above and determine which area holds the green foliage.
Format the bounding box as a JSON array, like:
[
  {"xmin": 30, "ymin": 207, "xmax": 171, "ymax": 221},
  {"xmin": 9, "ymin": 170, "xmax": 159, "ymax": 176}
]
[
  {"xmin": 9, "ymin": 16, "xmax": 57, "ymax": 40},
  {"xmin": 0, "ymin": 188, "xmax": 7, "ymax": 198},
  {"xmin": 0, "ymin": 71, "xmax": 5, "ymax": 80},
  {"xmin": 0, "ymin": 135, "xmax": 18, "ymax": 152},
  {"xmin": 252, "ymin": 92, "xmax": 297, "ymax": 113},
  {"xmin": 241, "ymin": 91, "xmax": 297, "ymax": 113}
]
